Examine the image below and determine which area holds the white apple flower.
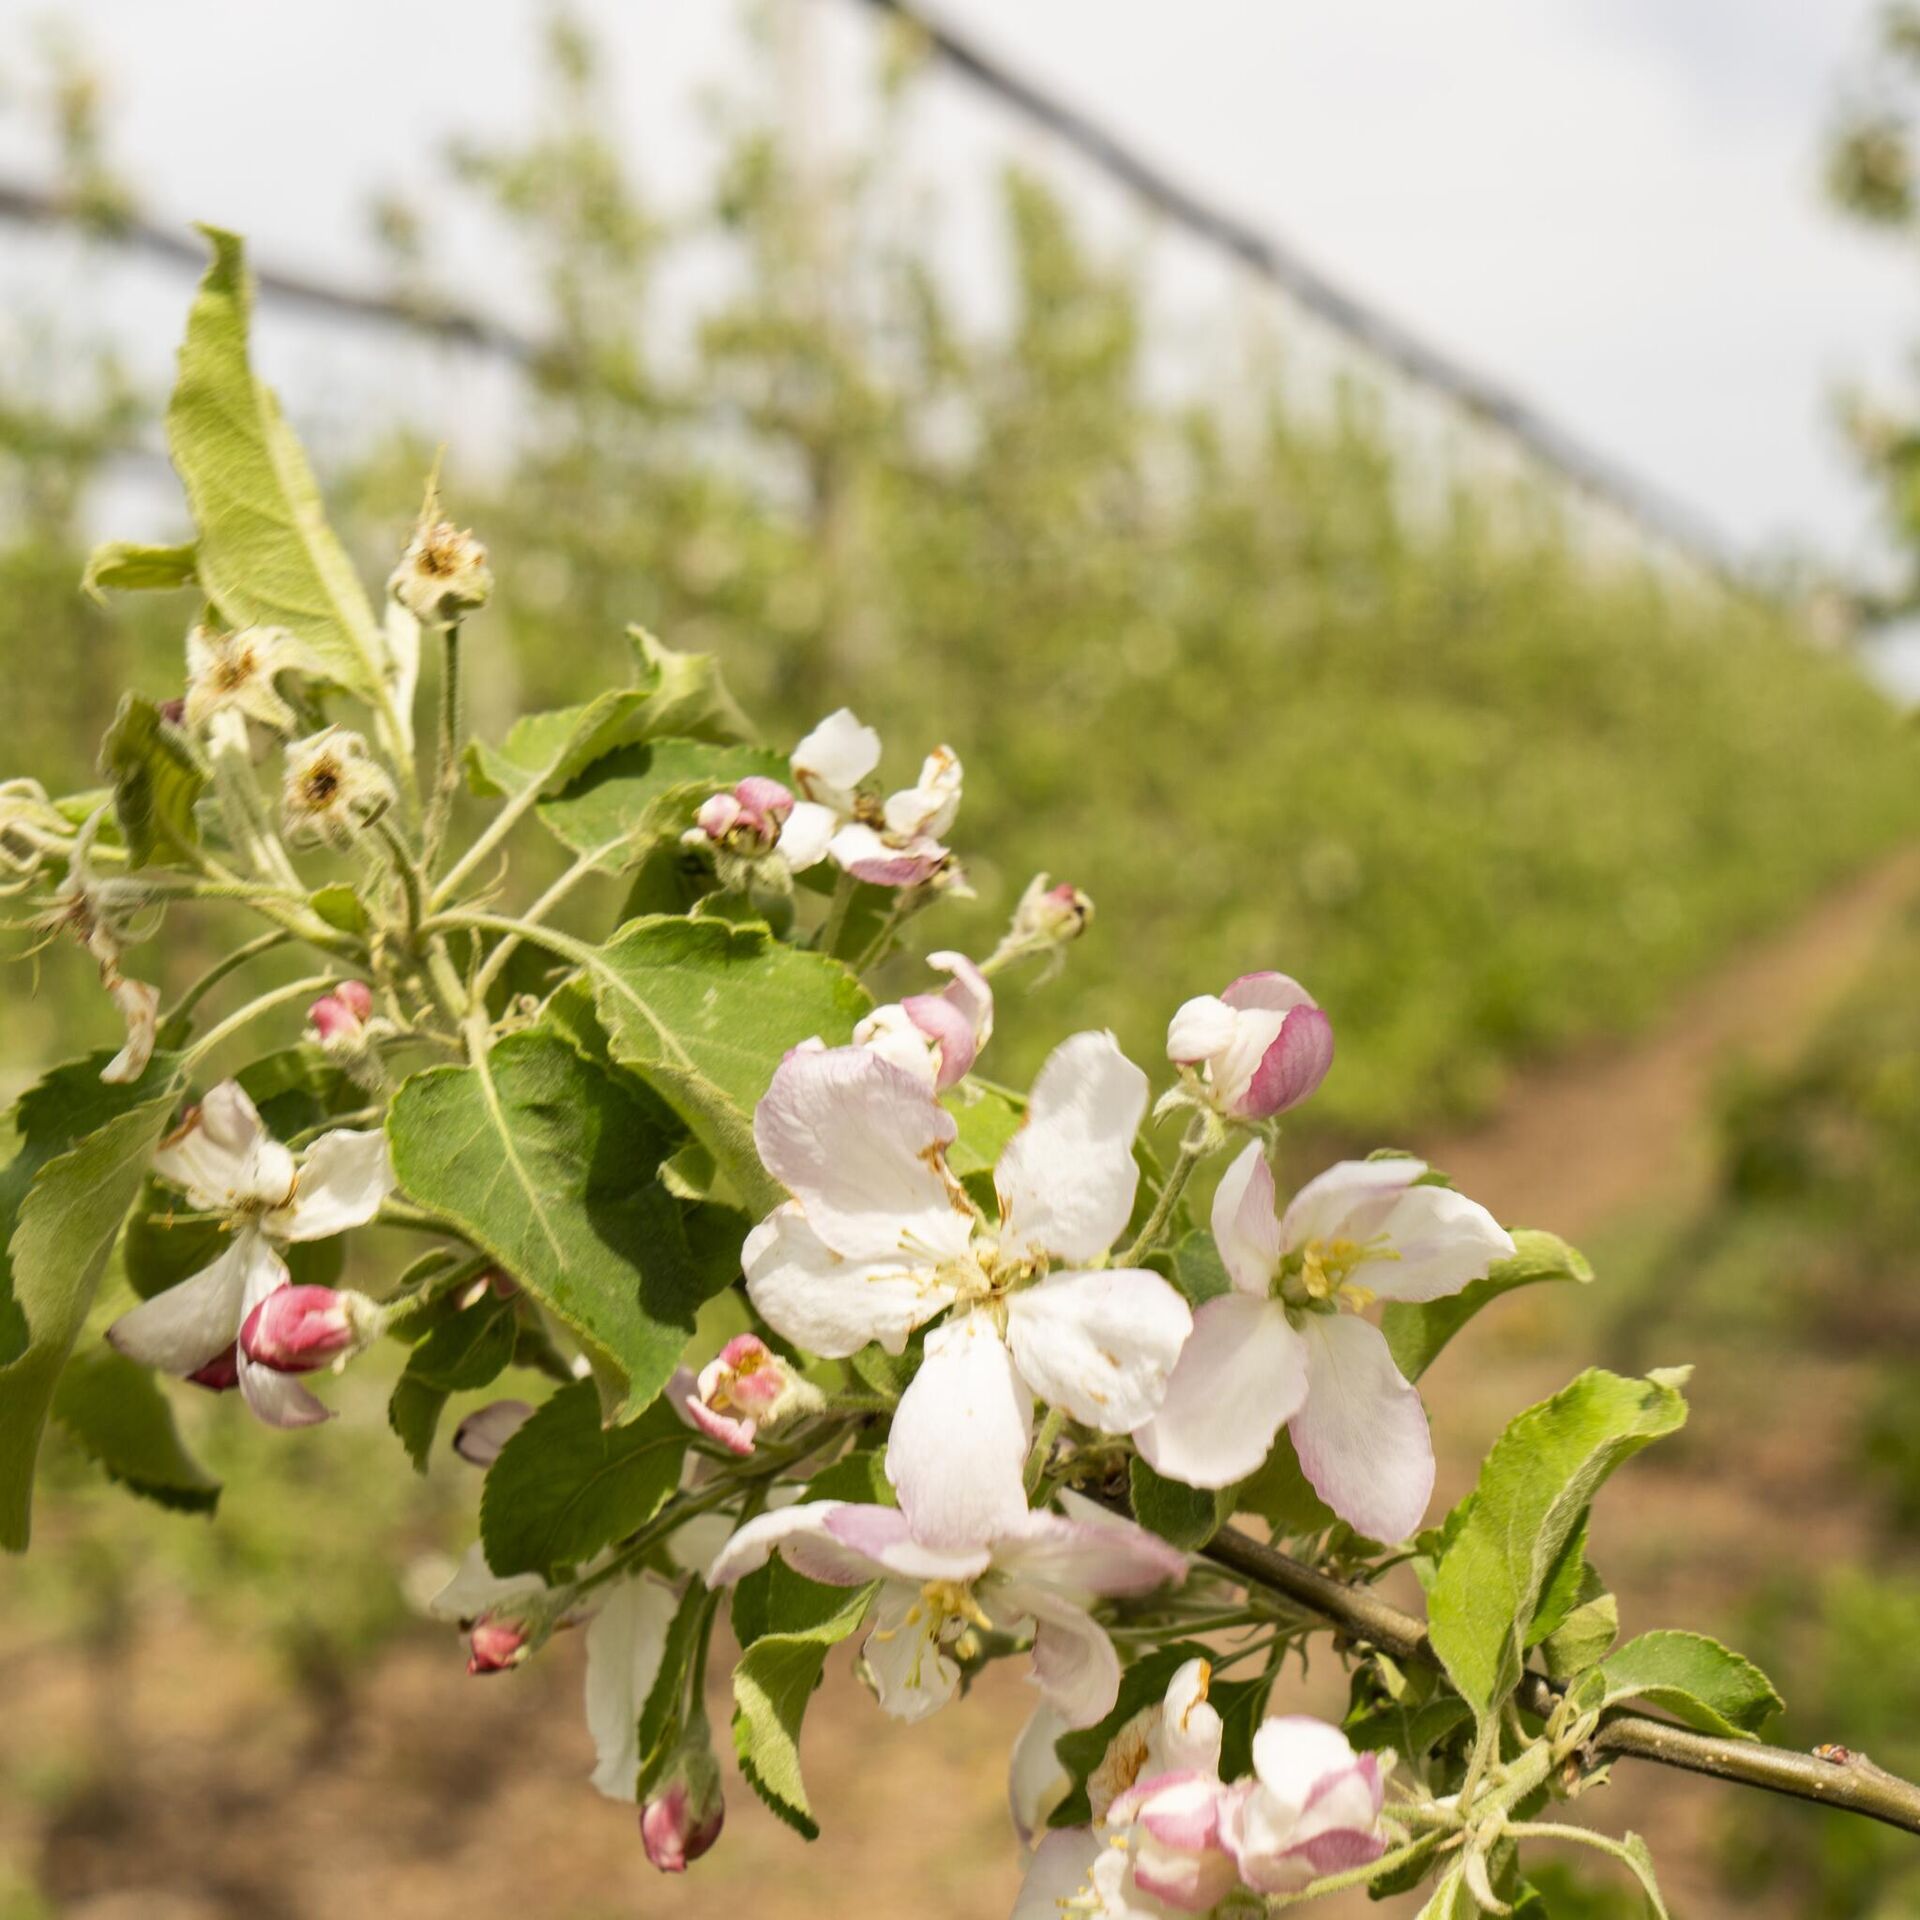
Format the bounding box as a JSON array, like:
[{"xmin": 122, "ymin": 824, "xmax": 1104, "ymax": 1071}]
[
  {"xmin": 281, "ymin": 726, "xmax": 397, "ymax": 846},
  {"xmin": 709, "ymin": 1499, "xmax": 1185, "ymax": 1728},
  {"xmin": 746, "ymin": 1033, "xmax": 1193, "ymax": 1547},
  {"xmin": 184, "ymin": 622, "xmax": 300, "ymax": 738},
  {"xmin": 852, "ymin": 950, "xmax": 993, "ymax": 1092},
  {"xmin": 104, "ymin": 1079, "xmax": 395, "ymax": 1428},
  {"xmin": 788, "ymin": 706, "xmax": 961, "ymax": 888},
  {"xmin": 1218, "ymin": 1716, "xmax": 1386, "ymax": 1894},
  {"xmin": 1135, "ymin": 1144, "xmax": 1514, "ymax": 1542},
  {"xmin": 1166, "ymin": 972, "xmax": 1334, "ymax": 1121},
  {"xmin": 388, "ymin": 509, "xmax": 493, "ymax": 629}
]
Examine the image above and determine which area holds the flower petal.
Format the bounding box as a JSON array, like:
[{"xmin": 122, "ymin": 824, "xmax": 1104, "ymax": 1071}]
[
  {"xmin": 743, "ymin": 1201, "xmax": 956, "ymax": 1358},
  {"xmin": 1278, "ymin": 1156, "xmax": 1423, "ymax": 1253},
  {"xmin": 1166, "ymin": 994, "xmax": 1237, "ymax": 1065},
  {"xmin": 995, "ymin": 1031, "xmax": 1147, "ymax": 1264},
  {"xmin": 1210, "ymin": 1141, "xmax": 1283, "ymax": 1295},
  {"xmin": 860, "ymin": 1584, "xmax": 961, "ymax": 1721},
  {"xmin": 1292, "ymin": 1315, "xmax": 1433, "ymax": 1542},
  {"xmin": 424, "ymin": 1541, "xmax": 550, "ymax": 1622},
  {"xmin": 1134, "ymin": 1295, "xmax": 1309, "ymax": 1489},
  {"xmin": 1350, "ymin": 1184, "xmax": 1515, "ymax": 1304},
  {"xmin": 101, "ymin": 975, "xmax": 159, "ymax": 1086},
  {"xmin": 1013, "ymin": 1831, "xmax": 1104, "ymax": 1920},
  {"xmin": 1249, "ymin": 1715, "xmax": 1374, "ymax": 1815},
  {"xmin": 1004, "ymin": 1584, "xmax": 1124, "ymax": 1728},
  {"xmin": 1009, "ymin": 1704, "xmax": 1073, "ymax": 1848},
  {"xmin": 753, "ymin": 1045, "xmax": 971, "ymax": 1267},
  {"xmin": 1238, "ymin": 1003, "xmax": 1334, "ymax": 1120},
  {"xmin": 887, "ymin": 1310, "xmax": 1033, "ymax": 1549},
  {"xmin": 585, "ymin": 1577, "xmax": 679, "ymax": 1800},
  {"xmin": 706, "ymin": 1501, "xmax": 885, "ymax": 1589},
  {"xmin": 822, "ymin": 1503, "xmax": 995, "ymax": 1582},
  {"xmin": 775, "ymin": 798, "xmax": 838, "ymax": 873},
  {"xmin": 152, "ymin": 1080, "xmax": 269, "ymax": 1211},
  {"xmin": 791, "ymin": 707, "xmax": 881, "ymax": 813},
  {"xmin": 1004, "ymin": 1267, "xmax": 1190, "ymax": 1433},
  {"xmin": 987, "ymin": 1508, "xmax": 1188, "ymax": 1599},
  {"xmin": 104, "ymin": 1239, "xmax": 253, "ymax": 1374},
  {"xmin": 277, "ymin": 1128, "xmax": 395, "ymax": 1241},
  {"xmin": 828, "ymin": 821, "xmax": 946, "ymax": 889}
]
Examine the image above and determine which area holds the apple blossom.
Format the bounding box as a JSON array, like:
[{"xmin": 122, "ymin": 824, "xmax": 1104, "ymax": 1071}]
[
  {"xmin": 710, "ymin": 1501, "xmax": 1186, "ymax": 1727},
  {"xmin": 1136, "ymin": 1144, "xmax": 1513, "ymax": 1541},
  {"xmin": 307, "ymin": 979, "xmax": 375, "ymax": 1045},
  {"xmin": 280, "ymin": 727, "xmax": 397, "ymax": 846},
  {"xmin": 681, "ymin": 774, "xmax": 838, "ymax": 890},
  {"xmin": 425, "ymin": 1543, "xmax": 558, "ymax": 1675},
  {"xmin": 665, "ymin": 1333, "xmax": 823, "ymax": 1456},
  {"xmin": 105, "ymin": 1080, "xmax": 395, "ymax": 1428},
  {"xmin": 1165, "ymin": 973, "xmax": 1334, "ymax": 1121},
  {"xmin": 987, "ymin": 873, "xmax": 1095, "ymax": 978},
  {"xmin": 388, "ymin": 508, "xmax": 494, "ymax": 628},
  {"xmin": 746, "ymin": 1033, "xmax": 1192, "ymax": 1546},
  {"xmin": 183, "ymin": 621, "xmax": 300, "ymax": 737},
  {"xmin": 851, "ymin": 949, "xmax": 994, "ymax": 1092},
  {"xmin": 452, "ymin": 1399, "xmax": 535, "ymax": 1467},
  {"xmin": 1218, "ymin": 1716, "xmax": 1385, "ymax": 1894},
  {"xmin": 788, "ymin": 706, "xmax": 962, "ymax": 887}
]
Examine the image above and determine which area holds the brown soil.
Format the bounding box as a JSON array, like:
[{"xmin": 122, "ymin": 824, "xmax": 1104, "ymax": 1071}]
[{"xmin": 5, "ymin": 850, "xmax": 1917, "ymax": 1920}]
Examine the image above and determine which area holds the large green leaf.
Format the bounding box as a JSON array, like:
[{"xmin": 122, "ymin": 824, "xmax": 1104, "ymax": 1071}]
[
  {"xmin": 478, "ymin": 1379, "xmax": 689, "ymax": 1579},
  {"xmin": 165, "ymin": 228, "xmax": 387, "ymax": 707},
  {"xmin": 0, "ymin": 1052, "xmax": 185, "ymax": 1548},
  {"xmin": 1381, "ymin": 1230, "xmax": 1593, "ymax": 1383},
  {"xmin": 51, "ymin": 1344, "xmax": 220, "ymax": 1514},
  {"xmin": 100, "ymin": 694, "xmax": 206, "ymax": 869},
  {"xmin": 731, "ymin": 1584, "xmax": 874, "ymax": 1840},
  {"xmin": 582, "ymin": 916, "xmax": 870, "ymax": 1218},
  {"xmin": 387, "ymin": 1027, "xmax": 729, "ymax": 1422},
  {"xmin": 1426, "ymin": 1368, "xmax": 1688, "ymax": 1725},
  {"xmin": 537, "ymin": 740, "xmax": 787, "ymax": 868},
  {"xmin": 1130, "ymin": 1456, "xmax": 1228, "ymax": 1550},
  {"xmin": 626, "ymin": 626, "xmax": 755, "ymax": 746},
  {"xmin": 1590, "ymin": 1629, "xmax": 1782, "ymax": 1740}
]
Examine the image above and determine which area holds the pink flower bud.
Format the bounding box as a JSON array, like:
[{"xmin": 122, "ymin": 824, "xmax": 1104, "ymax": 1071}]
[
  {"xmin": 467, "ymin": 1615, "xmax": 531, "ymax": 1675},
  {"xmin": 693, "ymin": 792, "xmax": 742, "ymax": 841},
  {"xmin": 640, "ymin": 1746, "xmax": 726, "ymax": 1872},
  {"xmin": 453, "ymin": 1398, "xmax": 534, "ymax": 1467},
  {"xmin": 1014, "ymin": 874, "xmax": 1093, "ymax": 944},
  {"xmin": 239, "ymin": 1285, "xmax": 365, "ymax": 1373},
  {"xmin": 336, "ymin": 979, "xmax": 374, "ymax": 1021},
  {"xmin": 308, "ymin": 982, "xmax": 374, "ymax": 1045},
  {"xmin": 1167, "ymin": 973, "xmax": 1333, "ymax": 1120},
  {"xmin": 670, "ymin": 1336, "xmax": 823, "ymax": 1456},
  {"xmin": 731, "ymin": 776, "xmax": 794, "ymax": 839},
  {"xmin": 187, "ymin": 1343, "xmax": 241, "ymax": 1392}
]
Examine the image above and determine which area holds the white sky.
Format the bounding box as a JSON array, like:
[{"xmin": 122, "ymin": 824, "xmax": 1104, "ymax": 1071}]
[{"xmin": 0, "ymin": 0, "xmax": 1913, "ymax": 573}]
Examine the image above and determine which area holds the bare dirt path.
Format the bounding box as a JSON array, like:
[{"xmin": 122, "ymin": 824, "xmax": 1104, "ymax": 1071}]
[{"xmin": 10, "ymin": 848, "xmax": 1919, "ymax": 1920}]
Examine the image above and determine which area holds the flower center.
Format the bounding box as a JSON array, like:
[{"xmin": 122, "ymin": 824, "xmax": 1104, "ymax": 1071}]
[
  {"xmin": 303, "ymin": 762, "xmax": 342, "ymax": 806},
  {"xmin": 213, "ymin": 648, "xmax": 258, "ymax": 691},
  {"xmin": 1276, "ymin": 1236, "xmax": 1391, "ymax": 1313}
]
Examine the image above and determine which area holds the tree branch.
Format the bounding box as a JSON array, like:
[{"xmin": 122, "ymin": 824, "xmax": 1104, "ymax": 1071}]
[{"xmin": 1194, "ymin": 1518, "xmax": 1920, "ymax": 1837}]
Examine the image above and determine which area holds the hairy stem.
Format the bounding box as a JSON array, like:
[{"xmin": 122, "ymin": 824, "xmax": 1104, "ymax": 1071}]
[
  {"xmin": 162, "ymin": 929, "xmax": 293, "ymax": 1029},
  {"xmin": 1119, "ymin": 1115, "xmax": 1213, "ymax": 1266},
  {"xmin": 423, "ymin": 621, "xmax": 462, "ymax": 874}
]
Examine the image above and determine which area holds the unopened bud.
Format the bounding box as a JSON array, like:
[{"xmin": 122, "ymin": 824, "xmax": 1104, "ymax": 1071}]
[
  {"xmin": 1166, "ymin": 973, "xmax": 1332, "ymax": 1122},
  {"xmin": 308, "ymin": 980, "xmax": 374, "ymax": 1045},
  {"xmin": 1014, "ymin": 874, "xmax": 1093, "ymax": 945},
  {"xmin": 690, "ymin": 777, "xmax": 794, "ymax": 855},
  {"xmin": 453, "ymin": 1398, "xmax": 534, "ymax": 1467},
  {"xmin": 670, "ymin": 1335, "xmax": 822, "ymax": 1456},
  {"xmin": 389, "ymin": 507, "xmax": 493, "ymax": 629},
  {"xmin": 467, "ymin": 1615, "xmax": 532, "ymax": 1675},
  {"xmin": 640, "ymin": 1738, "xmax": 726, "ymax": 1873},
  {"xmin": 239, "ymin": 1285, "xmax": 378, "ymax": 1373}
]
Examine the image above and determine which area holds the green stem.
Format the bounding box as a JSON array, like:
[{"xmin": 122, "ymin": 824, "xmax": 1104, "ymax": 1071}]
[
  {"xmin": 1119, "ymin": 1116, "xmax": 1212, "ymax": 1266},
  {"xmin": 162, "ymin": 929, "xmax": 292, "ymax": 1029},
  {"xmin": 430, "ymin": 762, "xmax": 546, "ymax": 909},
  {"xmin": 423, "ymin": 622, "xmax": 462, "ymax": 874},
  {"xmin": 1025, "ymin": 1406, "xmax": 1067, "ymax": 1497},
  {"xmin": 817, "ymin": 869, "xmax": 858, "ymax": 957},
  {"xmin": 184, "ymin": 972, "xmax": 338, "ymax": 1066},
  {"xmin": 1263, "ymin": 1831, "xmax": 1451, "ymax": 1907},
  {"xmin": 469, "ymin": 844, "xmax": 604, "ymax": 1005},
  {"xmin": 375, "ymin": 817, "xmax": 426, "ymax": 947},
  {"xmin": 851, "ymin": 894, "xmax": 912, "ymax": 975}
]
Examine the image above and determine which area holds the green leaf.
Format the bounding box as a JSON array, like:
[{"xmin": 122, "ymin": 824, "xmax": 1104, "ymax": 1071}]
[
  {"xmin": 634, "ymin": 1585, "xmax": 719, "ymax": 1798},
  {"xmin": 731, "ymin": 1584, "xmax": 874, "ymax": 1838},
  {"xmin": 0, "ymin": 1053, "xmax": 184, "ymax": 1549},
  {"xmin": 387, "ymin": 1290, "xmax": 518, "ymax": 1470},
  {"xmin": 1382, "ymin": 1230, "xmax": 1593, "ymax": 1383},
  {"xmin": 1129, "ymin": 1456, "xmax": 1226, "ymax": 1550},
  {"xmin": 309, "ymin": 883, "xmax": 368, "ymax": 936},
  {"xmin": 388, "ymin": 1027, "xmax": 730, "ymax": 1421},
  {"xmin": 1234, "ymin": 1429, "xmax": 1336, "ymax": 1538},
  {"xmin": 1527, "ymin": 1509, "xmax": 1593, "ymax": 1648},
  {"xmin": 627, "ymin": 626, "xmax": 755, "ymax": 746},
  {"xmin": 165, "ymin": 229, "xmax": 387, "ymax": 707},
  {"xmin": 1592, "ymin": 1630, "xmax": 1782, "ymax": 1739},
  {"xmin": 51, "ymin": 1343, "xmax": 219, "ymax": 1513},
  {"xmin": 1426, "ymin": 1368, "xmax": 1688, "ymax": 1725},
  {"xmin": 1163, "ymin": 1228, "xmax": 1233, "ymax": 1309},
  {"xmin": 1540, "ymin": 1571, "xmax": 1620, "ymax": 1682},
  {"xmin": 479, "ymin": 1380, "xmax": 689, "ymax": 1580},
  {"xmin": 100, "ymin": 694, "xmax": 205, "ymax": 869},
  {"xmin": 81, "ymin": 539, "xmax": 198, "ymax": 600},
  {"xmin": 538, "ymin": 741, "xmax": 789, "ymax": 868},
  {"xmin": 583, "ymin": 916, "xmax": 870, "ymax": 1218},
  {"xmin": 943, "ymin": 1079, "xmax": 1025, "ymax": 1178}
]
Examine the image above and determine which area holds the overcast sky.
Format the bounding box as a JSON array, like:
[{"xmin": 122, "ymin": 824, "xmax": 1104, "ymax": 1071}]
[{"xmin": 0, "ymin": 0, "xmax": 1912, "ymax": 573}]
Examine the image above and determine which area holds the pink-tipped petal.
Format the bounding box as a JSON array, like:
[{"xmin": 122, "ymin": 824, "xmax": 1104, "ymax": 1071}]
[
  {"xmin": 1236, "ymin": 1002, "xmax": 1334, "ymax": 1119},
  {"xmin": 1003, "ymin": 1266, "xmax": 1190, "ymax": 1434},
  {"xmin": 1292, "ymin": 1316, "xmax": 1433, "ymax": 1543},
  {"xmin": 453, "ymin": 1399, "xmax": 534, "ymax": 1466},
  {"xmin": 1209, "ymin": 1140, "xmax": 1284, "ymax": 1296}
]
